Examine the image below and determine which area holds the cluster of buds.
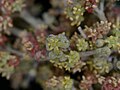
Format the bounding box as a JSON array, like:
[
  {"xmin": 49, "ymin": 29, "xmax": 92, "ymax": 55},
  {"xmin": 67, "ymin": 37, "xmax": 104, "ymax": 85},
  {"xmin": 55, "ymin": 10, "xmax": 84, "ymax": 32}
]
[
  {"xmin": 0, "ymin": 15, "xmax": 13, "ymax": 33},
  {"xmin": 116, "ymin": 61, "xmax": 120, "ymax": 70},
  {"xmin": 46, "ymin": 33, "xmax": 81, "ymax": 71},
  {"xmin": 87, "ymin": 56, "xmax": 112, "ymax": 74},
  {"xmin": 72, "ymin": 60, "xmax": 86, "ymax": 73},
  {"xmin": 76, "ymin": 38, "xmax": 89, "ymax": 51},
  {"xmin": 64, "ymin": 0, "xmax": 99, "ymax": 26},
  {"xmin": 84, "ymin": 21, "xmax": 111, "ymax": 42},
  {"xmin": 46, "ymin": 76, "xmax": 60, "ymax": 87},
  {"xmin": 0, "ymin": 51, "xmax": 19, "ymax": 79},
  {"xmin": 46, "ymin": 76, "xmax": 73, "ymax": 90},
  {"xmin": 7, "ymin": 55, "xmax": 19, "ymax": 67},
  {"xmin": 79, "ymin": 73, "xmax": 97, "ymax": 90},
  {"xmin": 105, "ymin": 36, "xmax": 120, "ymax": 50},
  {"xmin": 65, "ymin": 0, "xmax": 85, "ymax": 26},
  {"xmin": 0, "ymin": 0, "xmax": 25, "ymax": 33},
  {"xmin": 34, "ymin": 29, "xmax": 47, "ymax": 47},
  {"xmin": 70, "ymin": 32, "xmax": 79, "ymax": 49},
  {"xmin": 0, "ymin": 0, "xmax": 25, "ymax": 14},
  {"xmin": 22, "ymin": 33, "xmax": 46, "ymax": 61},
  {"xmin": 84, "ymin": 0, "xmax": 99, "ymax": 13},
  {"xmin": 102, "ymin": 76, "xmax": 120, "ymax": 90}
]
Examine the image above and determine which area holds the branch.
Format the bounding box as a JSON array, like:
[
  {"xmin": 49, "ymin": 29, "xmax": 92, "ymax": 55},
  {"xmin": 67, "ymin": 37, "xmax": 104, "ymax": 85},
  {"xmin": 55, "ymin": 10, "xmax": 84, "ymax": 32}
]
[
  {"xmin": 80, "ymin": 50, "xmax": 95, "ymax": 57},
  {"xmin": 6, "ymin": 47, "xmax": 25, "ymax": 57},
  {"xmin": 0, "ymin": 46, "xmax": 25, "ymax": 58},
  {"xmin": 10, "ymin": 28, "xmax": 24, "ymax": 38},
  {"xmin": 100, "ymin": 0, "xmax": 105, "ymax": 11},
  {"xmin": 78, "ymin": 26, "xmax": 87, "ymax": 39},
  {"xmin": 20, "ymin": 10, "xmax": 43, "ymax": 29},
  {"xmin": 94, "ymin": 0, "xmax": 107, "ymax": 21}
]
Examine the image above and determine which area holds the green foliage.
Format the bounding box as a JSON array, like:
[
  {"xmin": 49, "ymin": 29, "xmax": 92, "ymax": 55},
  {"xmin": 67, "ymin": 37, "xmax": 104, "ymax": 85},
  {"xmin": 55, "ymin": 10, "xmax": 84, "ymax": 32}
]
[
  {"xmin": 0, "ymin": 52, "xmax": 11, "ymax": 67},
  {"xmin": 0, "ymin": 65, "xmax": 14, "ymax": 79},
  {"xmin": 93, "ymin": 58, "xmax": 112, "ymax": 74},
  {"xmin": 112, "ymin": 29, "xmax": 120, "ymax": 37},
  {"xmin": 46, "ymin": 76, "xmax": 73, "ymax": 90},
  {"xmin": 46, "ymin": 32, "xmax": 69, "ymax": 52},
  {"xmin": 66, "ymin": 51, "xmax": 80, "ymax": 66},
  {"xmin": 65, "ymin": 0, "xmax": 85, "ymax": 26},
  {"xmin": 11, "ymin": 0, "xmax": 25, "ymax": 12},
  {"xmin": 76, "ymin": 38, "xmax": 89, "ymax": 51},
  {"xmin": 94, "ymin": 47, "xmax": 111, "ymax": 58},
  {"xmin": 0, "ymin": 52, "xmax": 15, "ymax": 79},
  {"xmin": 50, "ymin": 50, "xmax": 80, "ymax": 71},
  {"xmin": 64, "ymin": 51, "xmax": 80, "ymax": 71},
  {"xmin": 95, "ymin": 39, "xmax": 105, "ymax": 47},
  {"xmin": 46, "ymin": 33, "xmax": 80, "ymax": 71},
  {"xmin": 49, "ymin": 51, "xmax": 67, "ymax": 61},
  {"xmin": 87, "ymin": 58, "xmax": 112, "ymax": 74},
  {"xmin": 116, "ymin": 61, "xmax": 120, "ymax": 70},
  {"xmin": 62, "ymin": 76, "xmax": 73, "ymax": 90},
  {"xmin": 105, "ymin": 36, "xmax": 119, "ymax": 50},
  {"xmin": 112, "ymin": 22, "xmax": 120, "ymax": 37}
]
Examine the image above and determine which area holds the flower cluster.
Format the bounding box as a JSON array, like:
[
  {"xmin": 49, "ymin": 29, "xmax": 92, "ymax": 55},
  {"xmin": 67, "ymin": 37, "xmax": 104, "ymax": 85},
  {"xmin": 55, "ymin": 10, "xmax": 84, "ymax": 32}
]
[
  {"xmin": 64, "ymin": 0, "xmax": 100, "ymax": 26},
  {"xmin": 0, "ymin": 51, "xmax": 19, "ymax": 79},
  {"xmin": 76, "ymin": 38, "xmax": 89, "ymax": 51},
  {"xmin": 116, "ymin": 61, "xmax": 120, "ymax": 69},
  {"xmin": 1, "ymin": 0, "xmax": 25, "ymax": 13},
  {"xmin": 84, "ymin": 0, "xmax": 99, "ymax": 13},
  {"xmin": 64, "ymin": 0, "xmax": 85, "ymax": 26},
  {"xmin": 84, "ymin": 21, "xmax": 112, "ymax": 42},
  {"xmin": 0, "ymin": 15, "xmax": 13, "ymax": 33},
  {"xmin": 0, "ymin": 0, "xmax": 25, "ymax": 33},
  {"xmin": 87, "ymin": 57, "xmax": 112, "ymax": 74},
  {"xmin": 22, "ymin": 32, "xmax": 46, "ymax": 61},
  {"xmin": 79, "ymin": 73, "xmax": 97, "ymax": 90},
  {"xmin": 106, "ymin": 36, "xmax": 120, "ymax": 51},
  {"xmin": 102, "ymin": 76, "xmax": 120, "ymax": 90},
  {"xmin": 46, "ymin": 33, "xmax": 69, "ymax": 52},
  {"xmin": 46, "ymin": 33, "xmax": 81, "ymax": 71},
  {"xmin": 46, "ymin": 76, "xmax": 73, "ymax": 90}
]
